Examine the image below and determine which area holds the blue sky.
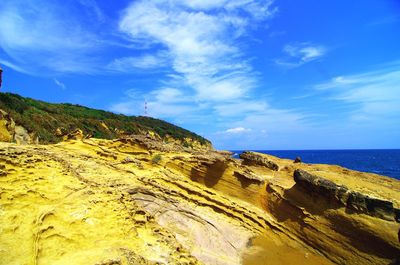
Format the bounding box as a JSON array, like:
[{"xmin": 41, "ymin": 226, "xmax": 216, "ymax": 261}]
[{"xmin": 1, "ymin": 0, "xmax": 399, "ymax": 150}]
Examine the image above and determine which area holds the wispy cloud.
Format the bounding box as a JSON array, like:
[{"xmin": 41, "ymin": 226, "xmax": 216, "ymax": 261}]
[
  {"xmin": 224, "ymin": 127, "xmax": 252, "ymax": 134},
  {"xmin": 211, "ymin": 107, "xmax": 306, "ymax": 149},
  {"xmin": 213, "ymin": 100, "xmax": 269, "ymax": 117},
  {"xmin": 0, "ymin": 0, "xmax": 105, "ymax": 75},
  {"xmin": 315, "ymin": 63, "xmax": 400, "ymax": 121},
  {"xmin": 53, "ymin": 78, "xmax": 66, "ymax": 90},
  {"xmin": 118, "ymin": 0, "xmax": 276, "ymax": 103},
  {"xmin": 110, "ymin": 87, "xmax": 199, "ymax": 119},
  {"xmin": 108, "ymin": 51, "xmax": 170, "ymax": 72},
  {"xmin": 0, "ymin": 59, "xmax": 31, "ymax": 74},
  {"xmin": 276, "ymin": 42, "xmax": 326, "ymax": 68}
]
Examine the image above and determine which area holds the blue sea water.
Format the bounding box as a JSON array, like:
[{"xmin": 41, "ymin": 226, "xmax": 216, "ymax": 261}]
[{"xmin": 231, "ymin": 149, "xmax": 400, "ymax": 180}]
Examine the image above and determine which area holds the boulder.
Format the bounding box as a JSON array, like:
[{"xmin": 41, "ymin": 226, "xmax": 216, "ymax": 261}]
[
  {"xmin": 240, "ymin": 151, "xmax": 279, "ymax": 171},
  {"xmin": 294, "ymin": 157, "xmax": 302, "ymax": 163},
  {"xmin": 63, "ymin": 129, "xmax": 84, "ymax": 141}
]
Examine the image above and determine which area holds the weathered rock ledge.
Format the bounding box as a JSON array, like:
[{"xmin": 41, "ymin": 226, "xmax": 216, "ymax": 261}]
[
  {"xmin": 239, "ymin": 151, "xmax": 279, "ymax": 171},
  {"xmin": 294, "ymin": 169, "xmax": 400, "ymax": 222}
]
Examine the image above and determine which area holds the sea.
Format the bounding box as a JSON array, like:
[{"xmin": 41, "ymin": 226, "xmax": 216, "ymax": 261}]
[{"xmin": 231, "ymin": 149, "xmax": 400, "ymax": 180}]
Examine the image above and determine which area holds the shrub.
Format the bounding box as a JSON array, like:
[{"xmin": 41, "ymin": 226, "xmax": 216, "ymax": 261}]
[{"xmin": 151, "ymin": 154, "xmax": 162, "ymax": 164}]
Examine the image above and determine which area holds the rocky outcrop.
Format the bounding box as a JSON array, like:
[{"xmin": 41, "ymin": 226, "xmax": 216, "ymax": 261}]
[
  {"xmin": 0, "ymin": 109, "xmax": 14, "ymax": 142},
  {"xmin": 14, "ymin": 125, "xmax": 39, "ymax": 144},
  {"xmin": 0, "ymin": 140, "xmax": 282, "ymax": 265},
  {"xmin": 294, "ymin": 169, "xmax": 400, "ymax": 221},
  {"xmin": 0, "ymin": 109, "xmax": 38, "ymax": 144},
  {"xmin": 63, "ymin": 128, "xmax": 85, "ymax": 141},
  {"xmin": 263, "ymin": 167, "xmax": 400, "ymax": 265},
  {"xmin": 233, "ymin": 168, "xmax": 265, "ymax": 183},
  {"xmin": 294, "ymin": 169, "xmax": 349, "ymax": 205},
  {"xmin": 240, "ymin": 151, "xmax": 279, "ymax": 171}
]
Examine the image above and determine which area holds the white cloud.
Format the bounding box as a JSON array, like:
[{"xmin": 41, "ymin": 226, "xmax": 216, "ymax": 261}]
[
  {"xmin": 210, "ymin": 107, "xmax": 306, "ymax": 149},
  {"xmin": 177, "ymin": 0, "xmax": 229, "ymax": 10},
  {"xmin": 110, "ymin": 87, "xmax": 199, "ymax": 118},
  {"xmin": 118, "ymin": 0, "xmax": 275, "ymax": 102},
  {"xmin": 53, "ymin": 78, "xmax": 66, "ymax": 90},
  {"xmin": 111, "ymin": 99, "xmax": 196, "ymax": 118},
  {"xmin": 213, "ymin": 101, "xmax": 268, "ymax": 116},
  {"xmin": 110, "ymin": 0, "xmax": 292, "ymax": 132},
  {"xmin": 314, "ymin": 64, "xmax": 400, "ymax": 121},
  {"xmin": 276, "ymin": 42, "xmax": 326, "ymax": 68},
  {"xmin": 110, "ymin": 102, "xmax": 137, "ymax": 115},
  {"xmin": 224, "ymin": 127, "xmax": 251, "ymax": 134},
  {"xmin": 147, "ymin": 101, "xmax": 197, "ymax": 118},
  {"xmin": 0, "ymin": 59, "xmax": 31, "ymax": 74},
  {"xmin": 0, "ymin": 0, "xmax": 105, "ymax": 74},
  {"xmin": 108, "ymin": 51, "xmax": 170, "ymax": 72},
  {"xmin": 150, "ymin": 87, "xmax": 188, "ymax": 103}
]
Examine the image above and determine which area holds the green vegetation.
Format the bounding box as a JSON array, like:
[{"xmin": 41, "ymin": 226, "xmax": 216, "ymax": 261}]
[
  {"xmin": 182, "ymin": 140, "xmax": 193, "ymax": 148},
  {"xmin": 151, "ymin": 154, "xmax": 162, "ymax": 164},
  {"xmin": 0, "ymin": 93, "xmax": 210, "ymax": 145}
]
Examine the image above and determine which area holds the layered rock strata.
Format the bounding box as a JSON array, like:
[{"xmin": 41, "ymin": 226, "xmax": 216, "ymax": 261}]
[
  {"xmin": 0, "ymin": 138, "xmax": 399, "ymax": 265},
  {"xmin": 294, "ymin": 169, "xmax": 400, "ymax": 222}
]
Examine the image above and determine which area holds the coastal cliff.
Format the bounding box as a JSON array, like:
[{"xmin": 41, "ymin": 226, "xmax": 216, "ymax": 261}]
[{"xmin": 0, "ymin": 137, "xmax": 399, "ymax": 265}]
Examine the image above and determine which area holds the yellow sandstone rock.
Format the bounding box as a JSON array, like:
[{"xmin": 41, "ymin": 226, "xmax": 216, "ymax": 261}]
[{"xmin": 0, "ymin": 137, "xmax": 399, "ymax": 265}]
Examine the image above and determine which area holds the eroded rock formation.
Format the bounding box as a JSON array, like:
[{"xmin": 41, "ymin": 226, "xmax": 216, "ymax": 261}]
[
  {"xmin": 0, "ymin": 109, "xmax": 38, "ymax": 144},
  {"xmin": 240, "ymin": 151, "xmax": 279, "ymax": 171},
  {"xmin": 294, "ymin": 169, "xmax": 399, "ymax": 221},
  {"xmin": 0, "ymin": 137, "xmax": 399, "ymax": 265}
]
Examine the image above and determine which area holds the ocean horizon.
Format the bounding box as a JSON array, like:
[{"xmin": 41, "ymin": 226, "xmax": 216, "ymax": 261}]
[{"xmin": 231, "ymin": 149, "xmax": 400, "ymax": 180}]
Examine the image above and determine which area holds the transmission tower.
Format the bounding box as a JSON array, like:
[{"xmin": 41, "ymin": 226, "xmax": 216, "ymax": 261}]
[{"xmin": 144, "ymin": 100, "xmax": 148, "ymax": 116}]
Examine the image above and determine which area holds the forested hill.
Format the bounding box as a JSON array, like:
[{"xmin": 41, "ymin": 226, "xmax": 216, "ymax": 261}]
[{"xmin": 0, "ymin": 92, "xmax": 210, "ymax": 147}]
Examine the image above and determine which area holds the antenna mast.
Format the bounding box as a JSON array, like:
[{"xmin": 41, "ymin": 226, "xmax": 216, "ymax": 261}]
[{"xmin": 144, "ymin": 100, "xmax": 148, "ymax": 116}]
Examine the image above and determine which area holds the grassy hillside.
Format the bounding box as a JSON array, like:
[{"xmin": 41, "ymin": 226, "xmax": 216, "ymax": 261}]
[{"xmin": 0, "ymin": 92, "xmax": 210, "ymax": 145}]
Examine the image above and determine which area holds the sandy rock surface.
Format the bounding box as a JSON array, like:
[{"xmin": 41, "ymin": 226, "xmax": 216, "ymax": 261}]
[{"xmin": 0, "ymin": 137, "xmax": 399, "ymax": 265}]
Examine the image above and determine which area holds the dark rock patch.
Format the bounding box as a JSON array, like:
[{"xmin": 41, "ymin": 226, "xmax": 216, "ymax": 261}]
[{"xmin": 240, "ymin": 151, "xmax": 279, "ymax": 171}]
